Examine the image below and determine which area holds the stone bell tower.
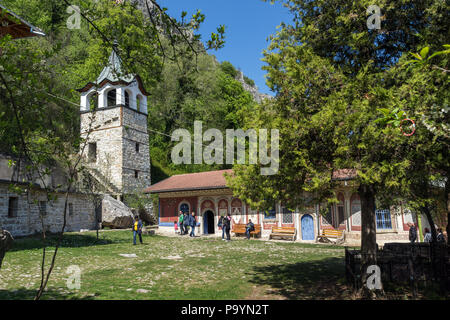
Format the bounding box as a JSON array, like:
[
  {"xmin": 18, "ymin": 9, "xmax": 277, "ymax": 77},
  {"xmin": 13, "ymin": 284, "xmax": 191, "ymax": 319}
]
[{"xmin": 77, "ymin": 48, "xmax": 151, "ymax": 199}]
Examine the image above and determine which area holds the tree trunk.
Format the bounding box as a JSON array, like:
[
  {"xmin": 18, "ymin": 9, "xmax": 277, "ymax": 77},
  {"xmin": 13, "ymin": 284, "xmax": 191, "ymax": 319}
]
[
  {"xmin": 421, "ymin": 205, "xmax": 437, "ymax": 243},
  {"xmin": 358, "ymin": 184, "xmax": 378, "ymax": 294},
  {"xmin": 446, "ymin": 178, "xmax": 450, "ymax": 245}
]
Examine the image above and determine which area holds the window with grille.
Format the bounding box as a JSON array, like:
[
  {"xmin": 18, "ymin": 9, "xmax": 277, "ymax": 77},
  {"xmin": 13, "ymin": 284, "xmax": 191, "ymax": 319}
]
[
  {"xmin": 375, "ymin": 209, "xmax": 392, "ymax": 229},
  {"xmin": 336, "ymin": 194, "xmax": 345, "ymax": 227},
  {"xmin": 282, "ymin": 207, "xmax": 293, "ymax": 224},
  {"xmin": 322, "ymin": 207, "xmax": 333, "ymax": 225},
  {"xmin": 69, "ymin": 203, "xmax": 73, "ymax": 216},
  {"xmin": 350, "ymin": 195, "xmax": 361, "ymax": 226}
]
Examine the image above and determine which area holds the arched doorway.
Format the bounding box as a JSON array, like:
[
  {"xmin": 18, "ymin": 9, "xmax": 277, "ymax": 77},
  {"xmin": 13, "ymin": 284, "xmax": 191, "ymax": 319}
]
[
  {"xmin": 203, "ymin": 210, "xmax": 215, "ymax": 234},
  {"xmin": 301, "ymin": 214, "xmax": 315, "ymax": 240}
]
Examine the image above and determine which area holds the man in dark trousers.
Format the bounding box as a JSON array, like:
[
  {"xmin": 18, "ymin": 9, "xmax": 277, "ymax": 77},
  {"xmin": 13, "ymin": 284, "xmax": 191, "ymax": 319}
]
[
  {"xmin": 408, "ymin": 222, "xmax": 417, "ymax": 244},
  {"xmin": 133, "ymin": 216, "xmax": 143, "ymax": 245},
  {"xmin": 183, "ymin": 212, "xmax": 189, "ymax": 235},
  {"xmin": 218, "ymin": 215, "xmax": 225, "ymax": 240},
  {"xmin": 223, "ymin": 213, "xmax": 232, "ymax": 241},
  {"xmin": 178, "ymin": 211, "xmax": 185, "ymax": 235},
  {"xmin": 245, "ymin": 219, "xmax": 255, "ymax": 240},
  {"xmin": 189, "ymin": 212, "xmax": 196, "ymax": 237}
]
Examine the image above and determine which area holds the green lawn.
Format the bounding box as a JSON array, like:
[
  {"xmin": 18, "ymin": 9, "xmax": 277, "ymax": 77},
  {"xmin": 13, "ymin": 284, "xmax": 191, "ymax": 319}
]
[{"xmin": 0, "ymin": 230, "xmax": 353, "ymax": 300}]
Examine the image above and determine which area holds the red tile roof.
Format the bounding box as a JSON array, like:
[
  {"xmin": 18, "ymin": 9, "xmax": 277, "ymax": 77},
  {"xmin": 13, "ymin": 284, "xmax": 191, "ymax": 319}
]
[
  {"xmin": 144, "ymin": 168, "xmax": 357, "ymax": 194},
  {"xmin": 144, "ymin": 169, "xmax": 233, "ymax": 193},
  {"xmin": 332, "ymin": 169, "xmax": 357, "ymax": 180}
]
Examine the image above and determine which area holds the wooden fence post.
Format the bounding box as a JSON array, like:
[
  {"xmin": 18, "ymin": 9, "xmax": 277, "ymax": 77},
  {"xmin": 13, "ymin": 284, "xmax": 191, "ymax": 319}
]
[{"xmin": 408, "ymin": 245, "xmax": 418, "ymax": 298}]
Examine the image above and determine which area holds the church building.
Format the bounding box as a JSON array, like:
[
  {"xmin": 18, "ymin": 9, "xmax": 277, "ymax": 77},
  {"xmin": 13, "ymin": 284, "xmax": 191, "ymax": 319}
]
[{"xmin": 145, "ymin": 169, "xmax": 425, "ymax": 245}]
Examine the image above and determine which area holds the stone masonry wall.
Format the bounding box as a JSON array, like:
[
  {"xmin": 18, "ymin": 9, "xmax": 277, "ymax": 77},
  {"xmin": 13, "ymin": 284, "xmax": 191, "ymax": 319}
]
[
  {"xmin": 121, "ymin": 107, "xmax": 150, "ymax": 194},
  {"xmin": 0, "ymin": 183, "xmax": 96, "ymax": 237},
  {"xmin": 80, "ymin": 108, "xmax": 124, "ymax": 190}
]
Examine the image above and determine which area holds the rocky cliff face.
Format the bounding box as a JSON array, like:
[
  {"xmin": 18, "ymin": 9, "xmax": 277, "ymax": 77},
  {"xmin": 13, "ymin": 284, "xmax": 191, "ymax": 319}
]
[
  {"xmin": 236, "ymin": 71, "xmax": 273, "ymax": 104},
  {"xmin": 134, "ymin": 1, "xmax": 272, "ymax": 104},
  {"xmin": 133, "ymin": 0, "xmax": 157, "ymax": 19}
]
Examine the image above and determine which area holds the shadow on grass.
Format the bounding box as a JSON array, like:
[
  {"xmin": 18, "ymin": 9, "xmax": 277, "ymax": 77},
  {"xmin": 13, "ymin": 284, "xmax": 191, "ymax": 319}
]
[
  {"xmin": 248, "ymin": 257, "xmax": 353, "ymax": 299},
  {"xmin": 9, "ymin": 233, "xmax": 116, "ymax": 252},
  {"xmin": 0, "ymin": 288, "xmax": 97, "ymax": 300}
]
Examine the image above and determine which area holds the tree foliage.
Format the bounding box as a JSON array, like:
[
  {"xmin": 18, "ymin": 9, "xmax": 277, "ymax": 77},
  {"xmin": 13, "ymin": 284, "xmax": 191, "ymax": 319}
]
[{"xmin": 227, "ymin": 0, "xmax": 449, "ymax": 286}]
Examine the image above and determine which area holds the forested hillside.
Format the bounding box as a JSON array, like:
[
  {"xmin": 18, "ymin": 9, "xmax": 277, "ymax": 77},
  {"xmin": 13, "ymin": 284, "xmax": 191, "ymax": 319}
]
[{"xmin": 0, "ymin": 0, "xmax": 261, "ymax": 183}]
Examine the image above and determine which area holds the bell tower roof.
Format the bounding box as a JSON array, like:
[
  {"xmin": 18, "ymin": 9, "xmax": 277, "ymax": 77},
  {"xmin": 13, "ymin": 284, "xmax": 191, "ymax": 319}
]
[
  {"xmin": 76, "ymin": 46, "xmax": 149, "ymax": 96},
  {"xmin": 96, "ymin": 49, "xmax": 134, "ymax": 84}
]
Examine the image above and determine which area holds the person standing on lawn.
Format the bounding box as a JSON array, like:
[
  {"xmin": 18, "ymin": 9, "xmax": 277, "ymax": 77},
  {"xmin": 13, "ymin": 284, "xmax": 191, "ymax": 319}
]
[
  {"xmin": 183, "ymin": 212, "xmax": 189, "ymax": 235},
  {"xmin": 189, "ymin": 212, "xmax": 197, "ymax": 237},
  {"xmin": 223, "ymin": 213, "xmax": 231, "ymax": 241},
  {"xmin": 218, "ymin": 214, "xmax": 225, "ymax": 240},
  {"xmin": 178, "ymin": 211, "xmax": 184, "ymax": 235},
  {"xmin": 133, "ymin": 216, "xmax": 143, "ymax": 245}
]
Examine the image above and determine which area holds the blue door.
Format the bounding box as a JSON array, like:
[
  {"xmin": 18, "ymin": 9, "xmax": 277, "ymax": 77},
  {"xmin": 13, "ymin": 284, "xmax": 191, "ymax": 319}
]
[{"xmin": 301, "ymin": 214, "xmax": 315, "ymax": 240}]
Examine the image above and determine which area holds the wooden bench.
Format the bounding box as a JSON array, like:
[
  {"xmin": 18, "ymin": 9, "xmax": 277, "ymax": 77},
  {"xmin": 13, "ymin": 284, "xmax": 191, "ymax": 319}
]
[
  {"xmin": 269, "ymin": 226, "xmax": 296, "ymax": 241},
  {"xmin": 316, "ymin": 229, "xmax": 345, "ymax": 244},
  {"xmin": 232, "ymin": 223, "xmax": 261, "ymax": 238}
]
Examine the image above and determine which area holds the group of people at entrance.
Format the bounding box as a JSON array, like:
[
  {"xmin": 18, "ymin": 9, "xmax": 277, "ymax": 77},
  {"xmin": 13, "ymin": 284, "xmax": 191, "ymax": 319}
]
[
  {"xmin": 176, "ymin": 211, "xmax": 197, "ymax": 237},
  {"xmin": 174, "ymin": 211, "xmax": 255, "ymax": 241},
  {"xmin": 407, "ymin": 222, "xmax": 446, "ymax": 244}
]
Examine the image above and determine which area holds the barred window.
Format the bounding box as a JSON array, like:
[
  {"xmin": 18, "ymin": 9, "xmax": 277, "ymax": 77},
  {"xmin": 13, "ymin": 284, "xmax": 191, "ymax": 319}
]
[
  {"xmin": 336, "ymin": 193, "xmax": 345, "ymax": 227},
  {"xmin": 376, "ymin": 209, "xmax": 392, "ymax": 229},
  {"xmin": 322, "ymin": 206, "xmax": 333, "ymax": 225},
  {"xmin": 350, "ymin": 194, "xmax": 361, "ymax": 226},
  {"xmin": 282, "ymin": 207, "xmax": 293, "ymax": 224}
]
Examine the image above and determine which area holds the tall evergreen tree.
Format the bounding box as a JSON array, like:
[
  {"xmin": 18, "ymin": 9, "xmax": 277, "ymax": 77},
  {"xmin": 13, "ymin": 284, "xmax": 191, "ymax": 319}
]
[{"xmin": 227, "ymin": 0, "xmax": 449, "ymax": 294}]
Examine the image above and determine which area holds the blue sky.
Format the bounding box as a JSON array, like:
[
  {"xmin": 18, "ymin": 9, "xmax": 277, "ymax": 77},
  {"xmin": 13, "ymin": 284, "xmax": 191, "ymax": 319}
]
[{"xmin": 157, "ymin": 0, "xmax": 293, "ymax": 96}]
